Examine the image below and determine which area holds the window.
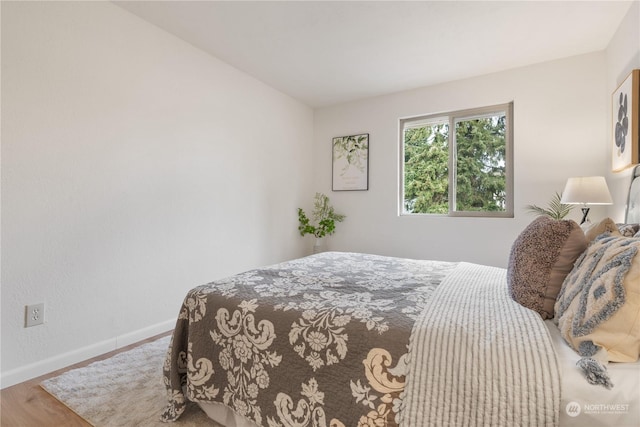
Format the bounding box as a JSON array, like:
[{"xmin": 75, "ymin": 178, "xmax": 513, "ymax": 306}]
[{"xmin": 400, "ymin": 103, "xmax": 513, "ymax": 217}]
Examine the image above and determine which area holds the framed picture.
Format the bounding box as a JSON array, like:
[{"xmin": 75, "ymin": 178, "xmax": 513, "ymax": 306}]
[
  {"xmin": 332, "ymin": 133, "xmax": 369, "ymax": 191},
  {"xmin": 612, "ymin": 69, "xmax": 640, "ymax": 172}
]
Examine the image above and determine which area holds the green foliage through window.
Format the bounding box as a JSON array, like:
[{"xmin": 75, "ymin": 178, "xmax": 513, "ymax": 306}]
[
  {"xmin": 404, "ymin": 121, "xmax": 449, "ymax": 214},
  {"xmin": 401, "ymin": 104, "xmax": 513, "ymax": 217}
]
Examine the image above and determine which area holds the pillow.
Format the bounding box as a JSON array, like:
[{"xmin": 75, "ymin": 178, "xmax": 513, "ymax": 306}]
[
  {"xmin": 584, "ymin": 217, "xmax": 621, "ymax": 242},
  {"xmin": 554, "ymin": 234, "xmax": 640, "ymax": 363},
  {"xmin": 618, "ymin": 223, "xmax": 640, "ymax": 237},
  {"xmin": 507, "ymin": 216, "xmax": 588, "ymax": 319}
]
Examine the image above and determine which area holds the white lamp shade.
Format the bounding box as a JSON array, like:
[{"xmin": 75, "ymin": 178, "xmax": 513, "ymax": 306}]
[{"xmin": 560, "ymin": 176, "xmax": 613, "ymax": 205}]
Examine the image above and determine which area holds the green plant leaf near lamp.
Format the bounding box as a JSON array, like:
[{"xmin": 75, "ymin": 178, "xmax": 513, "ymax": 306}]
[
  {"xmin": 525, "ymin": 192, "xmax": 574, "ymax": 220},
  {"xmin": 298, "ymin": 193, "xmax": 345, "ymax": 253}
]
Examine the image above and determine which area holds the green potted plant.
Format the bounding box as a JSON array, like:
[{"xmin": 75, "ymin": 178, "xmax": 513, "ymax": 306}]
[
  {"xmin": 298, "ymin": 193, "xmax": 345, "ymax": 252},
  {"xmin": 525, "ymin": 192, "xmax": 574, "ymax": 220}
]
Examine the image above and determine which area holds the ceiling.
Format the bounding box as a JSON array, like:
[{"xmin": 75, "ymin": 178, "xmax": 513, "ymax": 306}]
[{"xmin": 114, "ymin": 1, "xmax": 634, "ymax": 108}]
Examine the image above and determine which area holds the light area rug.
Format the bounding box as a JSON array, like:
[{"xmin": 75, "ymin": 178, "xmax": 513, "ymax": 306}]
[{"xmin": 41, "ymin": 335, "xmax": 221, "ymax": 427}]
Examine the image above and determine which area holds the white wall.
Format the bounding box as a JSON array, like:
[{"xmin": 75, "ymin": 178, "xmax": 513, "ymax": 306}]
[
  {"xmin": 605, "ymin": 1, "xmax": 640, "ymax": 221},
  {"xmin": 314, "ymin": 53, "xmax": 608, "ymax": 268},
  {"xmin": 1, "ymin": 1, "xmax": 313, "ymax": 387}
]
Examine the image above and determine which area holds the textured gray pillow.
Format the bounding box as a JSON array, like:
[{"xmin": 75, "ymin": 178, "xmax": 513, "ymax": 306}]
[
  {"xmin": 507, "ymin": 216, "xmax": 588, "ymax": 319},
  {"xmin": 555, "ymin": 234, "xmax": 640, "ymax": 363},
  {"xmin": 618, "ymin": 223, "xmax": 640, "ymax": 237}
]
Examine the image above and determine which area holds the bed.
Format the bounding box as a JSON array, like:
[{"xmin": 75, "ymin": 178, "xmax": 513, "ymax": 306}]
[{"xmin": 162, "ymin": 167, "xmax": 640, "ymax": 427}]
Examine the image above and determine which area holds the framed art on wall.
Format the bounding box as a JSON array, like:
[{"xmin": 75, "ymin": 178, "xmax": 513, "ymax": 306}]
[
  {"xmin": 332, "ymin": 133, "xmax": 369, "ymax": 191},
  {"xmin": 612, "ymin": 69, "xmax": 640, "ymax": 172}
]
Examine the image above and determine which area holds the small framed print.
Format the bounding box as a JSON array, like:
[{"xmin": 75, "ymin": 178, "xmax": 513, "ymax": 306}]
[
  {"xmin": 332, "ymin": 133, "xmax": 369, "ymax": 191},
  {"xmin": 612, "ymin": 69, "xmax": 639, "ymax": 172}
]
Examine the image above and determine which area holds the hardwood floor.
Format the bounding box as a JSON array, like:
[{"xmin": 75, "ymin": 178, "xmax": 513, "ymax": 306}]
[{"xmin": 0, "ymin": 331, "xmax": 171, "ymax": 427}]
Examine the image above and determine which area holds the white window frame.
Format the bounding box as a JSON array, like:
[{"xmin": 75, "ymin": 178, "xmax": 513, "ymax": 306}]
[{"xmin": 399, "ymin": 102, "xmax": 514, "ymax": 218}]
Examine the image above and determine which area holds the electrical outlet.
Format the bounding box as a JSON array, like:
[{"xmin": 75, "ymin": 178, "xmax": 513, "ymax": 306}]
[{"xmin": 25, "ymin": 303, "xmax": 45, "ymax": 327}]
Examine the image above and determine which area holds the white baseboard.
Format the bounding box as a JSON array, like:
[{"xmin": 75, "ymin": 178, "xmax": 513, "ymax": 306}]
[
  {"xmin": 114, "ymin": 319, "xmax": 175, "ymax": 348},
  {"xmin": 0, "ymin": 319, "xmax": 175, "ymax": 389}
]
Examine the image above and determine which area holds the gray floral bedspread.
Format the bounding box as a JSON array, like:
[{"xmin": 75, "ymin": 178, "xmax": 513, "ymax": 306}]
[{"xmin": 161, "ymin": 251, "xmax": 456, "ymax": 426}]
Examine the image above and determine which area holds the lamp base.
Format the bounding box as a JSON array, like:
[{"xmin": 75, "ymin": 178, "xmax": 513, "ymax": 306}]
[{"xmin": 580, "ymin": 207, "xmax": 590, "ymax": 225}]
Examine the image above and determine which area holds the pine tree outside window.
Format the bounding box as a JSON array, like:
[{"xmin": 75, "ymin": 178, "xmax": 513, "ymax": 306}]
[{"xmin": 400, "ymin": 103, "xmax": 513, "ymax": 217}]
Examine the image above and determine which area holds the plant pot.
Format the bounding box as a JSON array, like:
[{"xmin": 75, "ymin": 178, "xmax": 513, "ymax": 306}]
[{"xmin": 313, "ymin": 237, "xmax": 325, "ymax": 254}]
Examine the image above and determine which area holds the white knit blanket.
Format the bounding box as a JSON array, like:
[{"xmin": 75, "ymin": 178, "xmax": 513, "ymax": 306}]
[{"xmin": 402, "ymin": 262, "xmax": 561, "ymax": 426}]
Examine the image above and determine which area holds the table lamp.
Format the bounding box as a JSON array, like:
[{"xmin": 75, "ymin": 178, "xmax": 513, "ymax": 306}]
[{"xmin": 560, "ymin": 176, "xmax": 613, "ymax": 224}]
